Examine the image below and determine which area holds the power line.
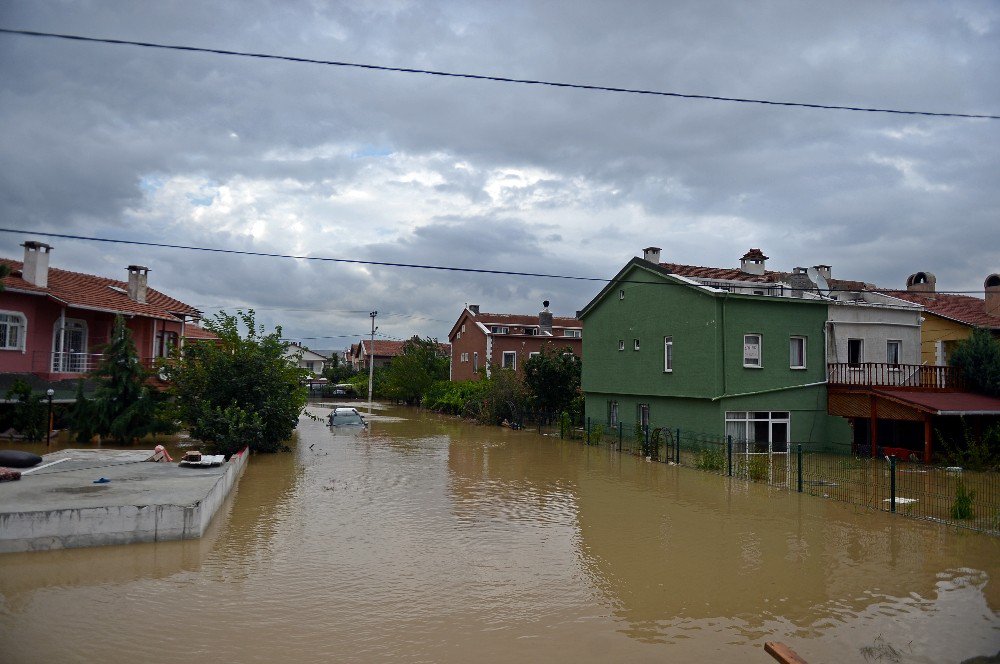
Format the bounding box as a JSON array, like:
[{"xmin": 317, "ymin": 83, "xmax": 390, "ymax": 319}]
[
  {"xmin": 1, "ymin": 27, "xmax": 997, "ymax": 121},
  {"xmin": 1, "ymin": 227, "xmax": 991, "ymax": 295}
]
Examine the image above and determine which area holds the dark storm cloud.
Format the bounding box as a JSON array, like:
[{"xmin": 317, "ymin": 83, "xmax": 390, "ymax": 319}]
[{"xmin": 1, "ymin": 1, "xmax": 997, "ymax": 342}]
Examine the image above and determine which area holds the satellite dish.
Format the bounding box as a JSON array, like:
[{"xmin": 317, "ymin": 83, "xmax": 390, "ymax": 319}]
[{"xmin": 806, "ymin": 267, "xmax": 831, "ymax": 297}]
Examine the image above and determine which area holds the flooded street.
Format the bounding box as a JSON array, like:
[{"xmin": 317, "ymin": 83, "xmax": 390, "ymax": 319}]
[{"xmin": 2, "ymin": 403, "xmax": 998, "ymax": 663}]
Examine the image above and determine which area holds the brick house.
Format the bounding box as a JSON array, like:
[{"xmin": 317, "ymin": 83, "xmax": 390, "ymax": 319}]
[
  {"xmin": 448, "ymin": 302, "xmax": 583, "ymax": 381},
  {"xmin": 0, "ymin": 240, "xmax": 210, "ymax": 382},
  {"xmin": 351, "ymin": 338, "xmax": 450, "ymax": 371}
]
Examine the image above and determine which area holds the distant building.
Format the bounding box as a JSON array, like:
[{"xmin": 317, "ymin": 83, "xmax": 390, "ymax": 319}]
[
  {"xmin": 351, "ymin": 337, "xmax": 450, "ymax": 371},
  {"xmin": 448, "ymin": 302, "xmax": 582, "ymax": 381},
  {"xmin": 283, "ymin": 343, "xmax": 330, "ymax": 376}
]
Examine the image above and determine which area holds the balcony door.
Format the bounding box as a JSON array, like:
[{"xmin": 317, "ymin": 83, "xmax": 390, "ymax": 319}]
[{"xmin": 52, "ymin": 319, "xmax": 88, "ymax": 373}]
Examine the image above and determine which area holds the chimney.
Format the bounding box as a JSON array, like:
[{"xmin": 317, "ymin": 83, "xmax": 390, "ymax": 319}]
[
  {"xmin": 789, "ymin": 267, "xmax": 814, "ymax": 298},
  {"xmin": 21, "ymin": 241, "xmax": 52, "ymax": 288},
  {"xmin": 986, "ymin": 274, "xmax": 1000, "ymax": 318},
  {"xmin": 813, "ymin": 265, "xmax": 832, "ymax": 280},
  {"xmin": 539, "ymin": 300, "xmax": 553, "ymax": 335},
  {"xmin": 127, "ymin": 265, "xmax": 149, "ymax": 303},
  {"xmin": 642, "ymin": 246, "xmax": 662, "ymax": 263},
  {"xmin": 906, "ymin": 271, "xmax": 936, "ymax": 294},
  {"xmin": 468, "ymin": 304, "xmax": 480, "ymax": 315},
  {"xmin": 740, "ymin": 248, "xmax": 768, "ymax": 276}
]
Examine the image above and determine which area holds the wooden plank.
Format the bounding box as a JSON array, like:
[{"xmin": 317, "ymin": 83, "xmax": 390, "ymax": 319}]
[{"xmin": 765, "ymin": 642, "xmax": 808, "ymax": 664}]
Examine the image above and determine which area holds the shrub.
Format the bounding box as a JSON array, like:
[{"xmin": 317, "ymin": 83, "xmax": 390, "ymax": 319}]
[
  {"xmin": 951, "ymin": 481, "xmax": 976, "ymax": 520},
  {"xmin": 695, "ymin": 446, "xmax": 726, "ymax": 472}
]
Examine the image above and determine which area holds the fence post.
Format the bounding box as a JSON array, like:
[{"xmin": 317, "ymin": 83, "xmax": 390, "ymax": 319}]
[
  {"xmin": 727, "ymin": 435, "xmax": 733, "ymax": 477},
  {"xmin": 889, "ymin": 455, "xmax": 897, "ymax": 513},
  {"xmin": 586, "ymin": 417, "xmax": 591, "ymax": 444},
  {"xmin": 797, "ymin": 444, "xmax": 803, "ymax": 493},
  {"xmin": 644, "ymin": 425, "xmax": 650, "ymax": 457},
  {"xmin": 676, "ymin": 428, "xmax": 681, "ymax": 464}
]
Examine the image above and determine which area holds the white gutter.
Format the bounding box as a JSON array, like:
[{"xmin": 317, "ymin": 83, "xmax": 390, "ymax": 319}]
[{"xmin": 710, "ymin": 380, "xmax": 829, "ymax": 402}]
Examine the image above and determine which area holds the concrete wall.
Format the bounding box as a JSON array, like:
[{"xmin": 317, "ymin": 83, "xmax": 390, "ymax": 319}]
[{"xmin": 827, "ymin": 302, "xmax": 922, "ymax": 365}]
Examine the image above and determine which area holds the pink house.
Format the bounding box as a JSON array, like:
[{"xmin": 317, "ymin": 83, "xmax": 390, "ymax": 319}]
[{"xmin": 0, "ymin": 241, "xmax": 209, "ymax": 381}]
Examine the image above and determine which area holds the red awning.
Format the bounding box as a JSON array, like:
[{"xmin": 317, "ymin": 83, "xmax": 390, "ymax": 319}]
[{"xmin": 876, "ymin": 389, "xmax": 1000, "ymax": 416}]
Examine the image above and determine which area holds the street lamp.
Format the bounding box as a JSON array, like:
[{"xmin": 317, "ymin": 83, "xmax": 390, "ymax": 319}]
[{"xmin": 45, "ymin": 388, "xmax": 55, "ymax": 447}]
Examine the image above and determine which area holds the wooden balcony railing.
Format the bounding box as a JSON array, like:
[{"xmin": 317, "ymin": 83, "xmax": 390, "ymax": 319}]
[{"xmin": 827, "ymin": 363, "xmax": 962, "ymax": 390}]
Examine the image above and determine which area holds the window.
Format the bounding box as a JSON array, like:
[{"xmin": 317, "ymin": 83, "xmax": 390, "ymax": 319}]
[
  {"xmin": 848, "ymin": 338, "xmax": 864, "ymax": 366},
  {"xmin": 743, "ymin": 334, "xmax": 762, "ymax": 367},
  {"xmin": 638, "ymin": 403, "xmax": 650, "ymax": 429},
  {"xmin": 789, "ymin": 336, "xmax": 806, "ymax": 369},
  {"xmin": 618, "ymin": 339, "xmax": 625, "ymax": 351},
  {"xmin": 0, "ymin": 312, "xmax": 27, "ymax": 351},
  {"xmin": 609, "ymin": 401, "xmax": 619, "ymax": 427},
  {"xmin": 887, "ymin": 340, "xmax": 901, "ymax": 366},
  {"xmin": 725, "ymin": 411, "xmax": 790, "ymax": 453},
  {"xmin": 563, "ymin": 329, "xmax": 581, "ymax": 338},
  {"xmin": 473, "ymin": 352, "xmax": 479, "ymax": 372},
  {"xmin": 155, "ymin": 330, "xmax": 178, "ymax": 358},
  {"xmin": 490, "ymin": 326, "xmax": 509, "ymax": 334},
  {"xmin": 461, "ymin": 324, "xmax": 465, "ymax": 333},
  {"xmin": 634, "ymin": 338, "xmax": 640, "ymax": 351},
  {"xmin": 502, "ymin": 351, "xmax": 516, "ymax": 370},
  {"xmin": 663, "ymin": 336, "xmax": 673, "ymax": 372},
  {"xmin": 529, "ymin": 352, "xmax": 540, "ymax": 359},
  {"xmin": 619, "ymin": 289, "xmax": 625, "ymax": 300}
]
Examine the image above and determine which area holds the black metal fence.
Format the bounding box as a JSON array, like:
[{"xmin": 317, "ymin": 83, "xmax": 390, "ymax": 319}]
[{"xmin": 551, "ymin": 418, "xmax": 999, "ymax": 535}]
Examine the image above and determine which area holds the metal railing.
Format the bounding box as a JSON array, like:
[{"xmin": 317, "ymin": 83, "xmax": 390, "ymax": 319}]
[
  {"xmin": 557, "ymin": 419, "xmax": 998, "ymax": 535},
  {"xmin": 827, "ymin": 362, "xmax": 961, "ymax": 390},
  {"xmin": 26, "ymin": 351, "xmax": 161, "ymax": 375}
]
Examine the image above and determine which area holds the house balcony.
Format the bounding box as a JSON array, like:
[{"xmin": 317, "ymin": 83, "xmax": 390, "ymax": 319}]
[
  {"xmin": 16, "ymin": 351, "xmax": 164, "ymax": 381},
  {"xmin": 826, "ymin": 362, "xmax": 962, "ymax": 391}
]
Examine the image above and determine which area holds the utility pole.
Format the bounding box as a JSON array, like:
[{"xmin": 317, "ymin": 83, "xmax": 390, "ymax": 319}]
[{"xmin": 367, "ymin": 310, "xmax": 378, "ymax": 411}]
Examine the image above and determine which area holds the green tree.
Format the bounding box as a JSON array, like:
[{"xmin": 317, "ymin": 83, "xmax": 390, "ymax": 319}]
[
  {"xmin": 71, "ymin": 315, "xmax": 173, "ymax": 444},
  {"xmin": 168, "ymin": 310, "xmax": 307, "ymax": 455},
  {"xmin": 524, "ymin": 345, "xmax": 581, "ymax": 424},
  {"xmin": 322, "ymin": 352, "xmax": 357, "ymax": 384},
  {"xmin": 950, "ymin": 328, "xmax": 1000, "ymax": 397},
  {"xmin": 384, "ymin": 336, "xmax": 450, "ymax": 404},
  {"xmin": 4, "ymin": 379, "xmax": 47, "ymax": 441}
]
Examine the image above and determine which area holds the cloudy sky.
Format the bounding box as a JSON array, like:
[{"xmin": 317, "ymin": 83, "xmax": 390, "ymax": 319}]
[{"xmin": 1, "ymin": 1, "xmax": 997, "ymax": 348}]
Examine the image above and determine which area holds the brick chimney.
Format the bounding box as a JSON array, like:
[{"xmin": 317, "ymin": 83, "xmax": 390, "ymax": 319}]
[
  {"xmin": 539, "ymin": 300, "xmax": 553, "ymax": 335},
  {"xmin": 986, "ymin": 274, "xmax": 1000, "ymax": 318},
  {"xmin": 906, "ymin": 271, "xmax": 936, "ymax": 294},
  {"xmin": 21, "ymin": 241, "xmax": 52, "ymax": 288},
  {"xmin": 642, "ymin": 246, "xmax": 661, "ymax": 263},
  {"xmin": 740, "ymin": 248, "xmax": 768, "ymax": 276},
  {"xmin": 789, "ymin": 267, "xmax": 814, "ymax": 298},
  {"xmin": 127, "ymin": 265, "xmax": 149, "ymax": 303},
  {"xmin": 468, "ymin": 304, "xmax": 480, "ymax": 315}
]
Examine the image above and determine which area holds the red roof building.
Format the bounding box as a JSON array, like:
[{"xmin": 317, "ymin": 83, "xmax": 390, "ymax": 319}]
[
  {"xmin": 0, "ymin": 240, "xmax": 209, "ymax": 380},
  {"xmin": 350, "ymin": 337, "xmax": 450, "ymax": 371},
  {"xmin": 448, "ymin": 303, "xmax": 582, "ymax": 381}
]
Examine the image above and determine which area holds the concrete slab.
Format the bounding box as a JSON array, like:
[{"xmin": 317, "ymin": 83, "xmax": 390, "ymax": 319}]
[{"xmin": 0, "ymin": 447, "xmax": 248, "ymax": 553}]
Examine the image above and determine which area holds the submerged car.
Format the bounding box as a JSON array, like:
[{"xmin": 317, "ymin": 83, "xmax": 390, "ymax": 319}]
[{"xmin": 328, "ymin": 407, "xmax": 367, "ymax": 427}]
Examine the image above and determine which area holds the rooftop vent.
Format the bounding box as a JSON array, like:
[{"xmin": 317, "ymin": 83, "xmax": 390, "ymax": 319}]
[
  {"xmin": 740, "ymin": 248, "xmax": 768, "ymax": 276},
  {"xmin": 21, "ymin": 241, "xmax": 52, "ymax": 288},
  {"xmin": 906, "ymin": 271, "xmax": 936, "ymax": 294},
  {"xmin": 642, "ymin": 246, "xmax": 661, "ymax": 263},
  {"xmin": 127, "ymin": 265, "xmax": 150, "ymax": 304},
  {"xmin": 986, "ymin": 274, "xmax": 1000, "ymax": 318}
]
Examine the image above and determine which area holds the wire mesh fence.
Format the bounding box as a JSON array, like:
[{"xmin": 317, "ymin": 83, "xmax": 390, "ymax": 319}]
[{"xmin": 545, "ymin": 417, "xmax": 999, "ymax": 535}]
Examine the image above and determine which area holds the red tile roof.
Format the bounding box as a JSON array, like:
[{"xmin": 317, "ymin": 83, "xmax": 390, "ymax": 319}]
[
  {"xmin": 658, "ymin": 262, "xmax": 871, "ymax": 292},
  {"xmin": 879, "ymin": 389, "xmax": 1000, "ymax": 415},
  {"xmin": 183, "ymin": 324, "xmax": 218, "ymax": 340},
  {"xmin": 881, "ymin": 291, "xmax": 999, "ymax": 329},
  {"xmin": 1, "ymin": 258, "xmax": 201, "ymax": 322}
]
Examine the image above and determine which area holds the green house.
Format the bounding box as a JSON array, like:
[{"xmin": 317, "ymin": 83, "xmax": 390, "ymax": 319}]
[{"xmin": 577, "ymin": 254, "xmax": 851, "ymax": 449}]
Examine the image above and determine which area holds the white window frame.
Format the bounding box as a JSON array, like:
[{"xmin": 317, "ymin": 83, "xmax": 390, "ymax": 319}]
[
  {"xmin": 52, "ymin": 318, "xmax": 89, "ymax": 373},
  {"xmin": 789, "ymin": 336, "xmax": 806, "ymax": 370},
  {"xmin": 609, "ymin": 400, "xmax": 619, "ymax": 427},
  {"xmin": 473, "ymin": 352, "xmax": 479, "ymax": 372},
  {"xmin": 725, "ymin": 410, "xmax": 791, "ymax": 453},
  {"xmin": 502, "ymin": 351, "xmax": 516, "ymax": 370},
  {"xmin": 528, "ymin": 351, "xmax": 540, "ymax": 359},
  {"xmin": 619, "ymin": 289, "xmax": 625, "ymax": 300},
  {"xmin": 887, "ymin": 340, "xmax": 901, "ymax": 367},
  {"xmin": 663, "ymin": 336, "xmax": 673, "ymax": 372},
  {"xmin": 618, "ymin": 339, "xmax": 625, "ymax": 352},
  {"xmin": 0, "ymin": 311, "xmax": 27, "ymax": 352},
  {"xmin": 743, "ymin": 334, "xmax": 762, "ymax": 368},
  {"xmin": 633, "ymin": 338, "xmax": 640, "ymax": 351},
  {"xmin": 491, "ymin": 326, "xmax": 509, "ymax": 335},
  {"xmin": 563, "ymin": 329, "xmax": 581, "ymax": 338}
]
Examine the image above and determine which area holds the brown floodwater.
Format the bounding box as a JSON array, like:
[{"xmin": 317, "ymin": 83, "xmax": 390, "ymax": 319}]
[{"xmin": 1, "ymin": 403, "xmax": 998, "ymax": 663}]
